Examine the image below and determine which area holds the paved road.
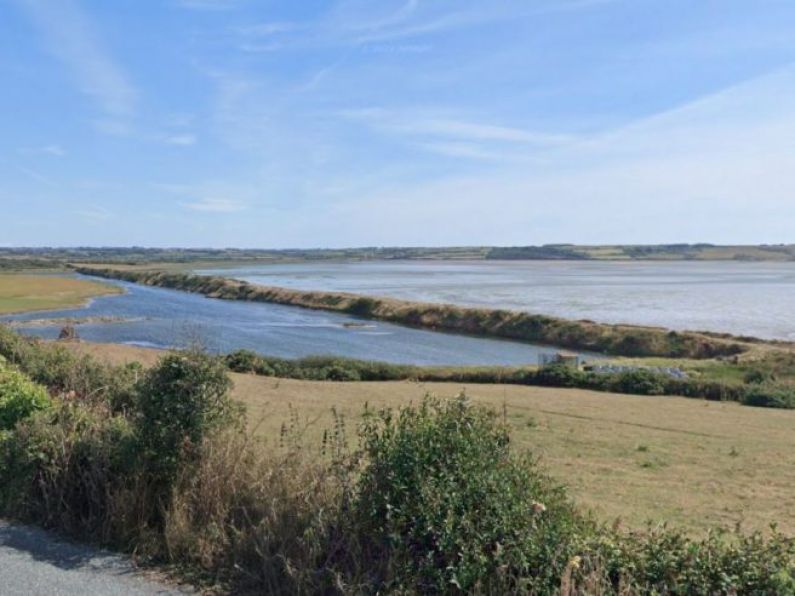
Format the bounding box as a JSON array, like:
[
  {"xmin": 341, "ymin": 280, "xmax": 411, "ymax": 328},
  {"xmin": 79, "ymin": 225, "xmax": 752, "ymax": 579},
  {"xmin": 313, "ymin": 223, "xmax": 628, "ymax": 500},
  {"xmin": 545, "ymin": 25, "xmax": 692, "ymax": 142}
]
[{"xmin": 0, "ymin": 520, "xmax": 190, "ymax": 595}]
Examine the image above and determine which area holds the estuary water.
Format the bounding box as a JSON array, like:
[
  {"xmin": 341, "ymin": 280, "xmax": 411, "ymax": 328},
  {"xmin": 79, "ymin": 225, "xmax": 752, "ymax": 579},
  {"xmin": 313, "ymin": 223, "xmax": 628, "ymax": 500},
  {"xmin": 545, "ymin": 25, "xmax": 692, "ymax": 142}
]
[
  {"xmin": 1, "ymin": 277, "xmax": 573, "ymax": 366},
  {"xmin": 197, "ymin": 260, "xmax": 795, "ymax": 341}
]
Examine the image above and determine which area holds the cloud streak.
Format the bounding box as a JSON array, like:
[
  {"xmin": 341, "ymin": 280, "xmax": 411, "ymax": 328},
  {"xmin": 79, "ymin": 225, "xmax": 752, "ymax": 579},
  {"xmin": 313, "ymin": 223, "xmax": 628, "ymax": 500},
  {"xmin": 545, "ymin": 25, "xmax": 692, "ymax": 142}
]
[
  {"xmin": 16, "ymin": 0, "xmax": 137, "ymax": 124},
  {"xmin": 328, "ymin": 66, "xmax": 795, "ymax": 245},
  {"xmin": 182, "ymin": 198, "xmax": 246, "ymax": 212}
]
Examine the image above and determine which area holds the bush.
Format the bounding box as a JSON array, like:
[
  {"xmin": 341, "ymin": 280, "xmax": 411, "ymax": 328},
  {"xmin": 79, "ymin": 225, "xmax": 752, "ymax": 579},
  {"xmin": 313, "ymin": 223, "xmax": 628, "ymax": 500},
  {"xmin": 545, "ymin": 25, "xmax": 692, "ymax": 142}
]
[
  {"xmin": 322, "ymin": 365, "xmax": 361, "ymax": 382},
  {"xmin": 744, "ymin": 369, "xmax": 771, "ymax": 384},
  {"xmin": 135, "ymin": 351, "xmax": 237, "ymax": 480},
  {"xmin": 585, "ymin": 526, "xmax": 795, "ymax": 594},
  {"xmin": 742, "ymin": 385, "xmax": 795, "ymax": 409},
  {"xmin": 0, "ymin": 365, "xmax": 51, "ymax": 431},
  {"xmin": 606, "ymin": 369, "xmax": 667, "ymax": 396},
  {"xmin": 0, "ymin": 326, "xmax": 141, "ymax": 410},
  {"xmin": 354, "ymin": 396, "xmax": 583, "ymax": 593},
  {"xmin": 0, "ymin": 401, "xmax": 138, "ymax": 541},
  {"xmin": 534, "ymin": 363, "xmax": 585, "ymax": 387},
  {"xmin": 225, "ymin": 349, "xmax": 259, "ymax": 373}
]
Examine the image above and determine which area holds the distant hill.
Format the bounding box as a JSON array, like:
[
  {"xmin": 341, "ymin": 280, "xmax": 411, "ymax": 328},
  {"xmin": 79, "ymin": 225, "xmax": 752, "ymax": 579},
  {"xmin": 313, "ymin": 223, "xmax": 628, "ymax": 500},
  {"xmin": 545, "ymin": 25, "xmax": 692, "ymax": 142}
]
[
  {"xmin": 1, "ymin": 243, "xmax": 794, "ymax": 268},
  {"xmin": 485, "ymin": 244, "xmax": 795, "ymax": 261}
]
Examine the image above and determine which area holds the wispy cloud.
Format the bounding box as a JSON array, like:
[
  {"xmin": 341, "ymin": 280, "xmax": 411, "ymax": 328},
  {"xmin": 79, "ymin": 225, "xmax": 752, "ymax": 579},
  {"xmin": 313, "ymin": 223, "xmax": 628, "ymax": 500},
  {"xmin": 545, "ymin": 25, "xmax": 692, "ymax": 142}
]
[
  {"xmin": 339, "ymin": 108, "xmax": 574, "ymax": 160},
  {"xmin": 232, "ymin": 0, "xmax": 615, "ymax": 53},
  {"xmin": 18, "ymin": 144, "xmax": 66, "ymax": 157},
  {"xmin": 418, "ymin": 141, "xmax": 504, "ymax": 161},
  {"xmin": 340, "ymin": 108, "xmax": 570, "ymax": 142},
  {"xmin": 74, "ymin": 206, "xmax": 113, "ymax": 222},
  {"xmin": 14, "ymin": 164, "xmax": 55, "ymax": 186},
  {"xmin": 40, "ymin": 144, "xmax": 66, "ymax": 156},
  {"xmin": 330, "ymin": 66, "xmax": 795, "ymax": 245},
  {"xmin": 162, "ymin": 133, "xmax": 197, "ymax": 146},
  {"xmin": 176, "ymin": 0, "xmax": 239, "ymax": 11},
  {"xmin": 182, "ymin": 198, "xmax": 246, "ymax": 212},
  {"xmin": 16, "ymin": 0, "xmax": 137, "ymax": 129}
]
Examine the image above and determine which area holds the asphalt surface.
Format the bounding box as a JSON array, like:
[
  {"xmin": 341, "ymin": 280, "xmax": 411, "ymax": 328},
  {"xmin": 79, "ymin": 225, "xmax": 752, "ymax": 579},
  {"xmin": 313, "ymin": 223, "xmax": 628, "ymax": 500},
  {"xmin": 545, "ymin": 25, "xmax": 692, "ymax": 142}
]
[{"xmin": 0, "ymin": 520, "xmax": 190, "ymax": 595}]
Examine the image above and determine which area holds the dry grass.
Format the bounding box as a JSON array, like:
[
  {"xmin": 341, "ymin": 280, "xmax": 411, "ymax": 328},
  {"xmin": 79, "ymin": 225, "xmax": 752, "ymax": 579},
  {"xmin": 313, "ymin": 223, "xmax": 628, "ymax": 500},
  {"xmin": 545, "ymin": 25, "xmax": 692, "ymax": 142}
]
[
  {"xmin": 67, "ymin": 341, "xmax": 795, "ymax": 535},
  {"xmin": 0, "ymin": 274, "xmax": 121, "ymax": 314},
  {"xmin": 231, "ymin": 376, "xmax": 795, "ymax": 535}
]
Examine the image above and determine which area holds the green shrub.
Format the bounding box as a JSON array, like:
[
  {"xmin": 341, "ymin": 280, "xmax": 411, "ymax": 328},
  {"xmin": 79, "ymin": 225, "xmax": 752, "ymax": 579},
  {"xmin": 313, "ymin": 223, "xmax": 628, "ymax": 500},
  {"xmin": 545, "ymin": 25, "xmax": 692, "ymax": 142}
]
[
  {"xmin": 0, "ymin": 326, "xmax": 141, "ymax": 410},
  {"xmin": 744, "ymin": 369, "xmax": 771, "ymax": 384},
  {"xmin": 225, "ymin": 349, "xmax": 259, "ymax": 373},
  {"xmin": 347, "ymin": 297, "xmax": 379, "ymax": 317},
  {"xmin": 534, "ymin": 363, "xmax": 585, "ymax": 387},
  {"xmin": 607, "ymin": 369, "xmax": 667, "ymax": 396},
  {"xmin": 586, "ymin": 526, "xmax": 795, "ymax": 594},
  {"xmin": 135, "ymin": 351, "xmax": 237, "ymax": 481},
  {"xmin": 0, "ymin": 401, "xmax": 137, "ymax": 539},
  {"xmin": 742, "ymin": 385, "xmax": 795, "ymax": 409},
  {"xmin": 354, "ymin": 395, "xmax": 583, "ymax": 592},
  {"xmin": 322, "ymin": 365, "xmax": 361, "ymax": 382},
  {"xmin": 0, "ymin": 365, "xmax": 51, "ymax": 431}
]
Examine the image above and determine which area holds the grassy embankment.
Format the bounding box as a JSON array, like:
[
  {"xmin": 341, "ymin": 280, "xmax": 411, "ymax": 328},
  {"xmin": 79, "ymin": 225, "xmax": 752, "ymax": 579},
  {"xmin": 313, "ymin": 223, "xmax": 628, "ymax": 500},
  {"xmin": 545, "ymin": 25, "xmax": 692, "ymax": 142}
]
[
  {"xmin": 2, "ymin": 329, "xmax": 795, "ymax": 593},
  {"xmin": 0, "ymin": 274, "xmax": 121, "ymax": 315},
  {"xmin": 75, "ymin": 266, "xmax": 749, "ymax": 359}
]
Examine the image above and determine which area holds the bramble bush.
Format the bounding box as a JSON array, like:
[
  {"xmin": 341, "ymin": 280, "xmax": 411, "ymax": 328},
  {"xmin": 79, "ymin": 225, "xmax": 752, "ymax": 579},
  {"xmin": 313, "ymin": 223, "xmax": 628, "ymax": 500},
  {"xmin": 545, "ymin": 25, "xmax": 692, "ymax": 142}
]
[
  {"xmin": 0, "ymin": 325, "xmax": 141, "ymax": 411},
  {"xmin": 354, "ymin": 396, "xmax": 584, "ymax": 593},
  {"xmin": 0, "ymin": 363, "xmax": 51, "ymax": 431},
  {"xmin": 604, "ymin": 369, "xmax": 667, "ymax": 396},
  {"xmin": 0, "ymin": 346, "xmax": 241, "ymax": 557},
  {"xmin": 135, "ymin": 350, "xmax": 238, "ymax": 480}
]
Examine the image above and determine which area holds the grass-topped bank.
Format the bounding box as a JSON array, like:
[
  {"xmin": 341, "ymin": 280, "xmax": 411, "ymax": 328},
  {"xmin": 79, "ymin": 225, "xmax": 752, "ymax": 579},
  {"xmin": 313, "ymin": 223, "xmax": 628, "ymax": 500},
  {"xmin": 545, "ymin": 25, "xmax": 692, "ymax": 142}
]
[
  {"xmin": 75, "ymin": 267, "xmax": 751, "ymax": 359},
  {"xmin": 0, "ymin": 273, "xmax": 121, "ymax": 314},
  {"xmin": 1, "ymin": 328, "xmax": 795, "ymax": 593}
]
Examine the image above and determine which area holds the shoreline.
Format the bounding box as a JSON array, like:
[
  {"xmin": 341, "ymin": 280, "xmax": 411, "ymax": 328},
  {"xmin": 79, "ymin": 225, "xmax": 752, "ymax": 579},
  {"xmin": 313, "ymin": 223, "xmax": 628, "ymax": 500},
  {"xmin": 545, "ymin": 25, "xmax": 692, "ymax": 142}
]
[{"xmin": 75, "ymin": 266, "xmax": 762, "ymax": 359}]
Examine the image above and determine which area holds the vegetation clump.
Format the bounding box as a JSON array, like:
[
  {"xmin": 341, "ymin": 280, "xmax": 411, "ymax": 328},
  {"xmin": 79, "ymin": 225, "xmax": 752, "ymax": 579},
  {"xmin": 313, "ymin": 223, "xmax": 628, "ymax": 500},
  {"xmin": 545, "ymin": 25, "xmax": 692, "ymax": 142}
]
[
  {"xmin": 0, "ymin": 363, "xmax": 51, "ymax": 431},
  {"xmin": 135, "ymin": 351, "xmax": 239, "ymax": 482},
  {"xmin": 742, "ymin": 384, "xmax": 795, "ymax": 409},
  {"xmin": 354, "ymin": 397, "xmax": 583, "ymax": 592}
]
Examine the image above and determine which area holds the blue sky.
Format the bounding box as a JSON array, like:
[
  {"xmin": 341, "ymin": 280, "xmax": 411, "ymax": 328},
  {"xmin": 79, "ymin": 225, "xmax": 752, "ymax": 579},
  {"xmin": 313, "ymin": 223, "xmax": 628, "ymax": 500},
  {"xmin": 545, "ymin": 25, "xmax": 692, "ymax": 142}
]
[{"xmin": 2, "ymin": 0, "xmax": 795, "ymax": 248}]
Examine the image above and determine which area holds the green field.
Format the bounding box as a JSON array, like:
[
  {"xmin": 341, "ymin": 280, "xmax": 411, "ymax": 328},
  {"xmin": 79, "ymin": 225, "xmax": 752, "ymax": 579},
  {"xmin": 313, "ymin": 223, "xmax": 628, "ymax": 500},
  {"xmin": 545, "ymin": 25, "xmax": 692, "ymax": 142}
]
[{"xmin": 0, "ymin": 274, "xmax": 121, "ymax": 314}]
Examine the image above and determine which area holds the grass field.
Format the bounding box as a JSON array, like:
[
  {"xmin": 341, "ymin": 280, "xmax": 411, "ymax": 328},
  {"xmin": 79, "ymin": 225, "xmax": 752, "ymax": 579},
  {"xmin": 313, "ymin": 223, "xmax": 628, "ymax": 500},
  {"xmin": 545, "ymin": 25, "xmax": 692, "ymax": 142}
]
[
  {"xmin": 69, "ymin": 341, "xmax": 795, "ymax": 535},
  {"xmin": 0, "ymin": 274, "xmax": 121, "ymax": 314}
]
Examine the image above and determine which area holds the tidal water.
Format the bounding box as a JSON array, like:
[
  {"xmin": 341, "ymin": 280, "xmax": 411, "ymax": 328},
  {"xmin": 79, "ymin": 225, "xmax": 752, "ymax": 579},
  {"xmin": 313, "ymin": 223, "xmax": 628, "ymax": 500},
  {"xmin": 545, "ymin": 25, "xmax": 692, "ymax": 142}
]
[
  {"xmin": 1, "ymin": 277, "xmax": 573, "ymax": 366},
  {"xmin": 197, "ymin": 260, "xmax": 795, "ymax": 341}
]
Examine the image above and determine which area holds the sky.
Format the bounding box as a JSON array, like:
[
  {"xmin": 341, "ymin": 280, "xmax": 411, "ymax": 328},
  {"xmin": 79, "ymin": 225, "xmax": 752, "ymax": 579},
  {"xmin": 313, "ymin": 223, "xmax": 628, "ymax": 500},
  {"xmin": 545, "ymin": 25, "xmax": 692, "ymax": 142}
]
[{"xmin": 2, "ymin": 0, "xmax": 795, "ymax": 248}]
